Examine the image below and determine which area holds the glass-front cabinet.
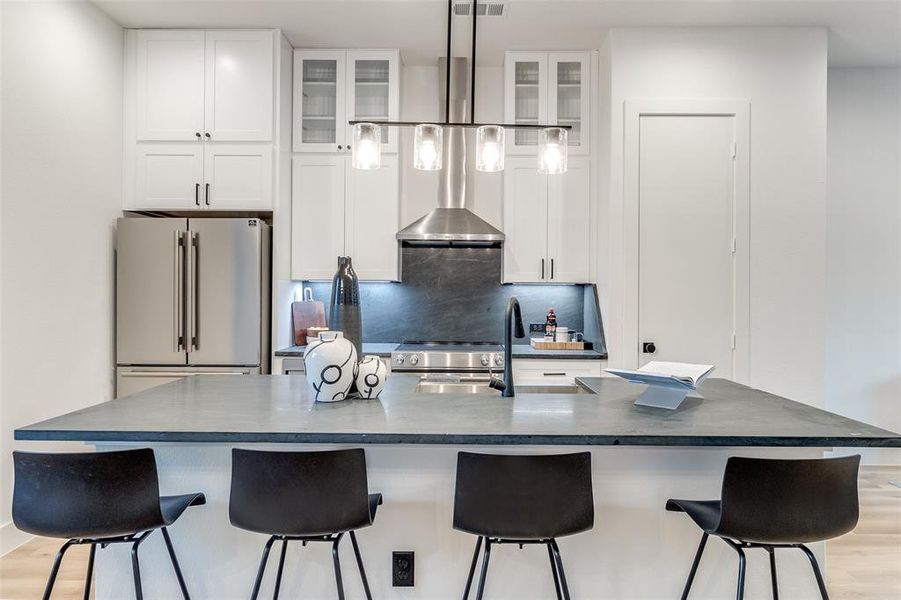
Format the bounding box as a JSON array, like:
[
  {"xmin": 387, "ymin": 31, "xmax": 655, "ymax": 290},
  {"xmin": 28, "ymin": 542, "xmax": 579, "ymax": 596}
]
[
  {"xmin": 504, "ymin": 51, "xmax": 590, "ymax": 155},
  {"xmin": 294, "ymin": 49, "xmax": 399, "ymax": 153}
]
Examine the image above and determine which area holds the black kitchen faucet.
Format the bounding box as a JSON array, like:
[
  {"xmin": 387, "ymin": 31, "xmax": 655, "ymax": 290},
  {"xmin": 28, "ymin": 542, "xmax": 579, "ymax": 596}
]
[{"xmin": 489, "ymin": 297, "xmax": 525, "ymax": 397}]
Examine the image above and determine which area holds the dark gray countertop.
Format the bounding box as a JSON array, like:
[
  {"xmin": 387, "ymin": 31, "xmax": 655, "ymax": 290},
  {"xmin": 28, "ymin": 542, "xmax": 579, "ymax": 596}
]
[
  {"xmin": 275, "ymin": 344, "xmax": 606, "ymax": 360},
  {"xmin": 16, "ymin": 375, "xmax": 901, "ymax": 447}
]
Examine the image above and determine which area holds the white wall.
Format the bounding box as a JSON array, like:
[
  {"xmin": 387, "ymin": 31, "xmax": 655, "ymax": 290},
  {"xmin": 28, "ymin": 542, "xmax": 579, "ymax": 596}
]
[
  {"xmin": 826, "ymin": 68, "xmax": 901, "ymax": 464},
  {"xmin": 601, "ymin": 28, "xmax": 829, "ymax": 407},
  {"xmin": 0, "ymin": 0, "xmax": 124, "ymax": 554}
]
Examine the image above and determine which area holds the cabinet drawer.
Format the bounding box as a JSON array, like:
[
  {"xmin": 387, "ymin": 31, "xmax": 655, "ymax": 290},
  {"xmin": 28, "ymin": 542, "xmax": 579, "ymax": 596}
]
[{"xmin": 512, "ymin": 359, "xmax": 602, "ymax": 384}]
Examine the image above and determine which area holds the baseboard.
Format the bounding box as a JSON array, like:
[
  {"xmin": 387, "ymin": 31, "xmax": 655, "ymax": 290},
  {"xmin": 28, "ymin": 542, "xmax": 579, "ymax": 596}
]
[{"xmin": 0, "ymin": 520, "xmax": 33, "ymax": 557}]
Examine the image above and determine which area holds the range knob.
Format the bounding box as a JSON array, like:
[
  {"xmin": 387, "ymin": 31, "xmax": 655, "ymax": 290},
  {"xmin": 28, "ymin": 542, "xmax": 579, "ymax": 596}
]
[
  {"xmin": 480, "ymin": 354, "xmax": 490, "ymax": 366},
  {"xmin": 394, "ymin": 354, "xmax": 405, "ymax": 365},
  {"xmin": 409, "ymin": 355, "xmax": 420, "ymax": 366},
  {"xmin": 494, "ymin": 355, "xmax": 504, "ymax": 366}
]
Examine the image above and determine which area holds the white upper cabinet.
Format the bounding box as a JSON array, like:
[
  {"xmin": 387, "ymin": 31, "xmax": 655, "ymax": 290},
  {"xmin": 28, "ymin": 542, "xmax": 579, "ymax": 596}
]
[
  {"xmin": 547, "ymin": 156, "xmax": 590, "ymax": 283},
  {"xmin": 135, "ymin": 144, "xmax": 205, "ymax": 210},
  {"xmin": 203, "ymin": 144, "xmax": 273, "ymax": 210},
  {"xmin": 503, "ymin": 156, "xmax": 590, "ymax": 284},
  {"xmin": 504, "ymin": 51, "xmax": 590, "ymax": 155},
  {"xmin": 294, "ymin": 49, "xmax": 400, "ymax": 153},
  {"xmin": 135, "ymin": 30, "xmax": 274, "ymax": 142},
  {"xmin": 291, "ymin": 155, "xmax": 399, "ymax": 281},
  {"xmin": 204, "ymin": 31, "xmax": 274, "ymax": 141},
  {"xmin": 136, "ymin": 31, "xmax": 205, "ymax": 141}
]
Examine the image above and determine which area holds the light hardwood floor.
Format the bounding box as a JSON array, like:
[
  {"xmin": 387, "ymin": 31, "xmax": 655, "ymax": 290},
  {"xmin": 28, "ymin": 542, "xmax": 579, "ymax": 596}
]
[{"xmin": 1, "ymin": 467, "xmax": 898, "ymax": 599}]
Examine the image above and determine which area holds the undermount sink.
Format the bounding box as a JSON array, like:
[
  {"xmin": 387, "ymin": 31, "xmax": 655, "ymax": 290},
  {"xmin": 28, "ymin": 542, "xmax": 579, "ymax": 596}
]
[{"xmin": 414, "ymin": 379, "xmax": 593, "ymax": 395}]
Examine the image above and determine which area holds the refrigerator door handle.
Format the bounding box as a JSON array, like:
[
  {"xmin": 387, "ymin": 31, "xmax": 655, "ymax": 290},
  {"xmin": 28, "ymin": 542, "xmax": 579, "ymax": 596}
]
[
  {"xmin": 187, "ymin": 231, "xmax": 199, "ymax": 352},
  {"xmin": 119, "ymin": 371, "xmax": 249, "ymax": 378},
  {"xmin": 174, "ymin": 230, "xmax": 184, "ymax": 352}
]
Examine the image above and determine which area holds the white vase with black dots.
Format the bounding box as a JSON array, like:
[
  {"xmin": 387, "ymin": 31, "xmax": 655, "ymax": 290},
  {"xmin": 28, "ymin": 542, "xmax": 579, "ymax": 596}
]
[
  {"xmin": 355, "ymin": 355, "xmax": 388, "ymax": 399},
  {"xmin": 303, "ymin": 331, "xmax": 358, "ymax": 402}
]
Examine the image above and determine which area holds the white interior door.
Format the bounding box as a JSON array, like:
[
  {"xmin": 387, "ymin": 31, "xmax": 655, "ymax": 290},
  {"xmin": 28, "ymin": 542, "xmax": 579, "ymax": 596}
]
[
  {"xmin": 291, "ymin": 155, "xmax": 346, "ymax": 280},
  {"xmin": 345, "ymin": 155, "xmax": 399, "ymax": 280},
  {"xmin": 637, "ymin": 114, "xmax": 736, "ymax": 377},
  {"xmin": 204, "ymin": 31, "xmax": 273, "ymax": 141},
  {"xmin": 135, "ymin": 143, "xmax": 204, "ymax": 210},
  {"xmin": 203, "ymin": 144, "xmax": 272, "ymax": 210},
  {"xmin": 503, "ymin": 157, "xmax": 548, "ymax": 282},
  {"xmin": 135, "ymin": 30, "xmax": 205, "ymax": 141}
]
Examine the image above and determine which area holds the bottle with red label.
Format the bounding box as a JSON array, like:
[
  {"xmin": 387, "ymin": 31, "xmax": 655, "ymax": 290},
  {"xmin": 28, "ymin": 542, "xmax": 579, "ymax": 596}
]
[{"xmin": 545, "ymin": 308, "xmax": 557, "ymax": 339}]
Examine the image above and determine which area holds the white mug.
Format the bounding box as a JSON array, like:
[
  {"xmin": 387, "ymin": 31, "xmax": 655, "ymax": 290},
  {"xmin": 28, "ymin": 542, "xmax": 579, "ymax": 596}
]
[{"xmin": 555, "ymin": 327, "xmax": 570, "ymax": 342}]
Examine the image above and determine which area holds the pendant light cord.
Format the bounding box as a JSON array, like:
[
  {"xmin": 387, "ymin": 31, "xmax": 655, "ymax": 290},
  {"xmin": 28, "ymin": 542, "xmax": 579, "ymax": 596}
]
[{"xmin": 471, "ymin": 0, "xmax": 477, "ymax": 124}]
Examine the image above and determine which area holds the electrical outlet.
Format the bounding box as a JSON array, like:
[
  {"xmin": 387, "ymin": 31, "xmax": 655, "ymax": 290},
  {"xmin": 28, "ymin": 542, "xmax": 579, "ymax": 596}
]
[
  {"xmin": 530, "ymin": 323, "xmax": 546, "ymax": 333},
  {"xmin": 392, "ymin": 551, "xmax": 414, "ymax": 587}
]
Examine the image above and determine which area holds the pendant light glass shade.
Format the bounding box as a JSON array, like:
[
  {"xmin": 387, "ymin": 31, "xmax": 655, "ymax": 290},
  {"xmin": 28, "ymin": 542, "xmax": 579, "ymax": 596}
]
[
  {"xmin": 413, "ymin": 124, "xmax": 443, "ymax": 171},
  {"xmin": 351, "ymin": 123, "xmax": 381, "ymax": 170},
  {"xmin": 538, "ymin": 127, "xmax": 568, "ymax": 174},
  {"xmin": 476, "ymin": 125, "xmax": 505, "ymax": 172}
]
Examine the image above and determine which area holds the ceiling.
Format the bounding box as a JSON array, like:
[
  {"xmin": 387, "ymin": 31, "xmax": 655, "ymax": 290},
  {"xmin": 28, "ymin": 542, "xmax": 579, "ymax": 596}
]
[{"xmin": 93, "ymin": 0, "xmax": 901, "ymax": 67}]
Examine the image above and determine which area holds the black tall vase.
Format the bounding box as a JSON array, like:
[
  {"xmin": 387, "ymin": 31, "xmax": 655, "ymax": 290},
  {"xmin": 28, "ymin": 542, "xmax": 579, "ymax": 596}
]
[{"xmin": 328, "ymin": 256, "xmax": 362, "ymax": 356}]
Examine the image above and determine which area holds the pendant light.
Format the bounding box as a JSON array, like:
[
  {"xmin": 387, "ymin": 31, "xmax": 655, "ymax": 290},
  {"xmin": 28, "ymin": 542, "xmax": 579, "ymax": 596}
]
[
  {"xmin": 349, "ymin": 0, "xmax": 571, "ymax": 173},
  {"xmin": 538, "ymin": 127, "xmax": 568, "ymax": 175},
  {"xmin": 351, "ymin": 123, "xmax": 381, "ymax": 170},
  {"xmin": 476, "ymin": 125, "xmax": 505, "ymax": 172},
  {"xmin": 413, "ymin": 124, "xmax": 443, "ymax": 170}
]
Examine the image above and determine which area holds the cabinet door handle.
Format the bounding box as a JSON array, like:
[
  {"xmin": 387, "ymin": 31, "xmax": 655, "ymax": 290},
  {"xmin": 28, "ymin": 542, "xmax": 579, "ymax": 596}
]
[
  {"xmin": 194, "ymin": 183, "xmax": 200, "ymax": 206},
  {"xmin": 337, "ymin": 145, "xmax": 343, "ymax": 150},
  {"xmin": 204, "ymin": 183, "xmax": 210, "ymax": 206},
  {"xmin": 204, "ymin": 132, "xmax": 211, "ymax": 139},
  {"xmin": 550, "ymin": 258, "xmax": 555, "ymax": 279},
  {"xmin": 543, "ymin": 372, "xmax": 567, "ymax": 377},
  {"xmin": 541, "ymin": 258, "xmax": 545, "ymax": 280},
  {"xmin": 195, "ymin": 132, "xmax": 201, "ymax": 139}
]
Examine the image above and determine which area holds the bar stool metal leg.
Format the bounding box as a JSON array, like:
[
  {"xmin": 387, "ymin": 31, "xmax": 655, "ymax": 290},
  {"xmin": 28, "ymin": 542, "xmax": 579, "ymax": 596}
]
[
  {"xmin": 474, "ymin": 538, "xmax": 492, "ymax": 600},
  {"xmin": 42, "ymin": 539, "xmax": 76, "ymax": 600},
  {"xmin": 680, "ymin": 532, "xmax": 709, "ymax": 600},
  {"xmin": 349, "ymin": 531, "xmax": 373, "ymax": 600},
  {"xmin": 83, "ymin": 543, "xmax": 96, "ymax": 600},
  {"xmin": 250, "ymin": 536, "xmax": 277, "ymax": 600},
  {"xmin": 332, "ymin": 533, "xmax": 346, "ymax": 600},
  {"xmin": 131, "ymin": 531, "xmax": 153, "ymax": 600},
  {"xmin": 549, "ymin": 539, "xmax": 572, "ymax": 600},
  {"xmin": 722, "ymin": 539, "xmax": 747, "ymax": 600},
  {"xmin": 462, "ymin": 537, "xmax": 483, "ymax": 600},
  {"xmin": 546, "ymin": 542, "xmax": 563, "ymax": 600},
  {"xmin": 767, "ymin": 547, "xmax": 779, "ymax": 600},
  {"xmin": 798, "ymin": 544, "xmax": 829, "ymax": 600},
  {"xmin": 272, "ymin": 538, "xmax": 288, "ymax": 600},
  {"xmin": 161, "ymin": 526, "xmax": 191, "ymax": 600}
]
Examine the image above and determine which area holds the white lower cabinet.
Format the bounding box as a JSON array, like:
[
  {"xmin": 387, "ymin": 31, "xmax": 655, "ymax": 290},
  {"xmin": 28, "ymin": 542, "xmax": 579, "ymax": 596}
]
[
  {"xmin": 503, "ymin": 156, "xmax": 590, "ymax": 283},
  {"xmin": 133, "ymin": 142, "xmax": 272, "ymax": 210},
  {"xmin": 511, "ymin": 359, "xmax": 603, "ymax": 385},
  {"xmin": 292, "ymin": 154, "xmax": 399, "ymax": 281}
]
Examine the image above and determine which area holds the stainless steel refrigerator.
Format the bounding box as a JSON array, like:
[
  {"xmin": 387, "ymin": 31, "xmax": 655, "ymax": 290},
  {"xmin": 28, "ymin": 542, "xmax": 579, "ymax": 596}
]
[{"xmin": 116, "ymin": 218, "xmax": 271, "ymax": 397}]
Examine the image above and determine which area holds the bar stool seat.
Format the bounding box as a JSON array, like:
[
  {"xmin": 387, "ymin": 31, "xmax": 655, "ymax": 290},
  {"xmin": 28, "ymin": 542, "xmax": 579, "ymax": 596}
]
[
  {"xmin": 668, "ymin": 455, "xmax": 860, "ymax": 600},
  {"xmin": 13, "ymin": 449, "xmax": 204, "ymax": 600},
  {"xmin": 453, "ymin": 451, "xmax": 594, "ymax": 600},
  {"xmin": 665, "ymin": 499, "xmax": 721, "ymax": 533},
  {"xmin": 230, "ymin": 448, "xmax": 381, "ymax": 600}
]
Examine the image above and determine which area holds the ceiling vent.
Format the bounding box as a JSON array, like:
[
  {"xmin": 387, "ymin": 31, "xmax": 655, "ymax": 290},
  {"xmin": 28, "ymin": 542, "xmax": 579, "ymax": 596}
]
[{"xmin": 454, "ymin": 1, "xmax": 506, "ymax": 17}]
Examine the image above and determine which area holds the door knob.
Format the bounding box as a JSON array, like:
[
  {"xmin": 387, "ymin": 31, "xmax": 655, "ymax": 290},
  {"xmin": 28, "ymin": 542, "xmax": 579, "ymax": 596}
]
[{"xmin": 642, "ymin": 342, "xmax": 656, "ymax": 354}]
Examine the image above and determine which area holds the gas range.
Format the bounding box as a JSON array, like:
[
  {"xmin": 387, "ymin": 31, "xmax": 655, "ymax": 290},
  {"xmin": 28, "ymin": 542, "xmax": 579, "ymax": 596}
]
[{"xmin": 391, "ymin": 341, "xmax": 504, "ymax": 373}]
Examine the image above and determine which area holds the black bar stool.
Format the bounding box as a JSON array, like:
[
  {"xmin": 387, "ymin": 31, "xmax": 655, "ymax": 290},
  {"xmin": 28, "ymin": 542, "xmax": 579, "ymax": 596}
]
[
  {"xmin": 453, "ymin": 451, "xmax": 594, "ymax": 600},
  {"xmin": 667, "ymin": 454, "xmax": 860, "ymax": 600},
  {"xmin": 12, "ymin": 449, "xmax": 205, "ymax": 600},
  {"xmin": 229, "ymin": 448, "xmax": 382, "ymax": 600}
]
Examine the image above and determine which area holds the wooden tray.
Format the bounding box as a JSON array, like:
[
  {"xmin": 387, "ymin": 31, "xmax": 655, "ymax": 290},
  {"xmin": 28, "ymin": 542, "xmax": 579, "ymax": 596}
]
[{"xmin": 530, "ymin": 338, "xmax": 585, "ymax": 350}]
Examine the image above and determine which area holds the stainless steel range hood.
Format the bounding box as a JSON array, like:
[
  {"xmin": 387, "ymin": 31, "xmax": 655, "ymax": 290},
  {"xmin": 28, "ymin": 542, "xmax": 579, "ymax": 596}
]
[{"xmin": 396, "ymin": 57, "xmax": 504, "ymax": 244}]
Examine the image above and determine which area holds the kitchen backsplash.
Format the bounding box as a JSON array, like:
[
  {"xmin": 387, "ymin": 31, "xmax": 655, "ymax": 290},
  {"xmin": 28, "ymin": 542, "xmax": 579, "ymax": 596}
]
[{"xmin": 302, "ymin": 246, "xmax": 606, "ymax": 351}]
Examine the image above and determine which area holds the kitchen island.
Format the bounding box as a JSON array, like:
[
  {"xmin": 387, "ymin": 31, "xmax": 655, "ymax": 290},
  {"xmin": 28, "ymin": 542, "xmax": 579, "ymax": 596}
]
[{"xmin": 17, "ymin": 375, "xmax": 901, "ymax": 599}]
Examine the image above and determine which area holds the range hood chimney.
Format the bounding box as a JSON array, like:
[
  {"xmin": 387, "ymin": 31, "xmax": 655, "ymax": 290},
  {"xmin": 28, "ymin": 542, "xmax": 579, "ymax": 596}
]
[{"xmin": 396, "ymin": 57, "xmax": 504, "ymax": 245}]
